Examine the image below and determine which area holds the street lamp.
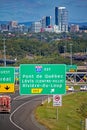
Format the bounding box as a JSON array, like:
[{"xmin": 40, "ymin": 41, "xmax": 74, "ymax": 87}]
[
  {"xmin": 70, "ymin": 44, "xmax": 73, "ymax": 65},
  {"xmin": 64, "ymin": 45, "xmax": 66, "ymax": 58},
  {"xmin": 3, "ymin": 38, "xmax": 6, "ymax": 66}
]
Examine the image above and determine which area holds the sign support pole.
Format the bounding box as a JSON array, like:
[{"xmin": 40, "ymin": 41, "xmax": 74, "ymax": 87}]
[
  {"xmin": 3, "ymin": 38, "xmax": 6, "ymax": 67},
  {"xmin": 57, "ymin": 107, "xmax": 58, "ymax": 121},
  {"xmin": 85, "ymin": 118, "xmax": 87, "ymax": 130}
]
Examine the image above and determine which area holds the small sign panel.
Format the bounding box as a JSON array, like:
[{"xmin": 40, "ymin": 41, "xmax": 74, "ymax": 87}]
[
  {"xmin": 0, "ymin": 67, "xmax": 15, "ymax": 93},
  {"xmin": 53, "ymin": 95, "xmax": 62, "ymax": 106},
  {"xmin": 20, "ymin": 64, "xmax": 66, "ymax": 95}
]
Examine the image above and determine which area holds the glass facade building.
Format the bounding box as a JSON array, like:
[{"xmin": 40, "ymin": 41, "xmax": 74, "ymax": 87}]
[
  {"xmin": 55, "ymin": 7, "xmax": 68, "ymax": 32},
  {"xmin": 46, "ymin": 16, "xmax": 51, "ymax": 27},
  {"xmin": 41, "ymin": 16, "xmax": 51, "ymax": 28}
]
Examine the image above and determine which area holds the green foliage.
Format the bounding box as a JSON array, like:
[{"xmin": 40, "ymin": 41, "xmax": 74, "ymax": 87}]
[
  {"xmin": 0, "ymin": 32, "xmax": 87, "ymax": 65},
  {"xmin": 35, "ymin": 92, "xmax": 87, "ymax": 130},
  {"xmin": 77, "ymin": 102, "xmax": 87, "ymax": 118}
]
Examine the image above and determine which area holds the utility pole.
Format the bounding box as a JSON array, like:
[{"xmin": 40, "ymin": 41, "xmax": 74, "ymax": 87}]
[
  {"xmin": 64, "ymin": 45, "xmax": 66, "ymax": 58},
  {"xmin": 70, "ymin": 44, "xmax": 73, "ymax": 65},
  {"xmin": 86, "ymin": 48, "xmax": 87, "ymax": 55},
  {"xmin": 3, "ymin": 38, "xmax": 6, "ymax": 67}
]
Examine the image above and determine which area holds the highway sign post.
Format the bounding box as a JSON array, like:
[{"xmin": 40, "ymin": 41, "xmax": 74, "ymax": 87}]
[
  {"xmin": 0, "ymin": 67, "xmax": 15, "ymax": 93},
  {"xmin": 20, "ymin": 64, "xmax": 66, "ymax": 95},
  {"xmin": 53, "ymin": 95, "xmax": 62, "ymax": 120}
]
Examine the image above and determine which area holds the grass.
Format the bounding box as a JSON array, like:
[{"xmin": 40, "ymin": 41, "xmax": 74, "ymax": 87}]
[{"xmin": 35, "ymin": 92, "xmax": 87, "ymax": 130}]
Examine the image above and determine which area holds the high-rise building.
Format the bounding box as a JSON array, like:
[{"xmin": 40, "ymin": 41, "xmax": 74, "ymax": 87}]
[
  {"xmin": 55, "ymin": 7, "xmax": 68, "ymax": 32},
  {"xmin": 41, "ymin": 16, "xmax": 52, "ymax": 28},
  {"xmin": 9, "ymin": 21, "xmax": 18, "ymax": 32},
  {"xmin": 31, "ymin": 22, "xmax": 41, "ymax": 33},
  {"xmin": 9, "ymin": 21, "xmax": 18, "ymax": 28},
  {"xmin": 0, "ymin": 24, "xmax": 9, "ymax": 32},
  {"xmin": 70, "ymin": 24, "xmax": 79, "ymax": 32}
]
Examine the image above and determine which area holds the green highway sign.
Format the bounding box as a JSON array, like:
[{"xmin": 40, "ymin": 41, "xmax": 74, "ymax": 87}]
[
  {"xmin": 0, "ymin": 67, "xmax": 15, "ymax": 93},
  {"xmin": 66, "ymin": 65, "xmax": 77, "ymax": 72},
  {"xmin": 20, "ymin": 64, "xmax": 66, "ymax": 95}
]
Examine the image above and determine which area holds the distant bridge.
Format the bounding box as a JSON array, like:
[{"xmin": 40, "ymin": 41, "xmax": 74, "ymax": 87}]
[
  {"xmin": 0, "ymin": 59, "xmax": 16, "ymax": 65},
  {"xmin": 66, "ymin": 72, "xmax": 87, "ymax": 86},
  {"xmin": 73, "ymin": 55, "xmax": 87, "ymax": 61}
]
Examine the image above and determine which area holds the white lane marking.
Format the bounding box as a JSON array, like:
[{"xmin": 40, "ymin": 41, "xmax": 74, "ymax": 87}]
[
  {"xmin": 13, "ymin": 95, "xmax": 34, "ymax": 100},
  {"xmin": 10, "ymin": 101, "xmax": 30, "ymax": 130},
  {"xmin": 9, "ymin": 96, "xmax": 31, "ymax": 130},
  {"xmin": 9, "ymin": 96, "xmax": 35, "ymax": 130}
]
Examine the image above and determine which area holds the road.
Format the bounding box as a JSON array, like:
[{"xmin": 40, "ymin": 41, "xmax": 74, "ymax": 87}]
[{"xmin": 0, "ymin": 91, "xmax": 48, "ymax": 130}]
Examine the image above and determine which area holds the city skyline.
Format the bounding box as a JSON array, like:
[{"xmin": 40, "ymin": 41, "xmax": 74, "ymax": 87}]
[{"xmin": 0, "ymin": 0, "xmax": 87, "ymax": 23}]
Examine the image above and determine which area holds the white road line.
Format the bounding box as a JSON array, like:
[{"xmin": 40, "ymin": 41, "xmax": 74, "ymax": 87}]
[
  {"xmin": 9, "ymin": 96, "xmax": 41, "ymax": 130},
  {"xmin": 9, "ymin": 96, "xmax": 35, "ymax": 130},
  {"xmin": 13, "ymin": 95, "xmax": 34, "ymax": 100}
]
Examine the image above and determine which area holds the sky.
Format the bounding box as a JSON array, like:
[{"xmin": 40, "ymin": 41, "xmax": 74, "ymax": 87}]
[{"xmin": 0, "ymin": 0, "xmax": 87, "ymax": 23}]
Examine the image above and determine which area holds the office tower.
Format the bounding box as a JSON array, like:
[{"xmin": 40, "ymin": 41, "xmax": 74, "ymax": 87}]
[
  {"xmin": 9, "ymin": 21, "xmax": 18, "ymax": 32},
  {"xmin": 31, "ymin": 22, "xmax": 41, "ymax": 33},
  {"xmin": 70, "ymin": 24, "xmax": 79, "ymax": 32},
  {"xmin": 55, "ymin": 7, "xmax": 68, "ymax": 32},
  {"xmin": 41, "ymin": 16, "xmax": 52, "ymax": 28},
  {"xmin": 9, "ymin": 21, "xmax": 18, "ymax": 28}
]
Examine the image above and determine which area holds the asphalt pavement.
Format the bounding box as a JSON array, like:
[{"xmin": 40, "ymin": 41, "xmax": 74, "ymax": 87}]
[{"xmin": 0, "ymin": 91, "xmax": 48, "ymax": 130}]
